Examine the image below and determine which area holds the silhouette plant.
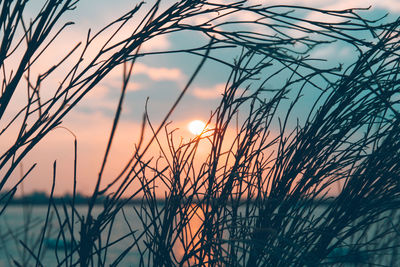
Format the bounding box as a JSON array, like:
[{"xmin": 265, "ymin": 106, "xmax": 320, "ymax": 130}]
[{"xmin": 0, "ymin": 0, "xmax": 400, "ymax": 266}]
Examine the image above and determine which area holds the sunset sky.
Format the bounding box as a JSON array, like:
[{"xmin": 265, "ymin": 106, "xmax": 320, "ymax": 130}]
[{"xmin": 2, "ymin": 0, "xmax": 399, "ymax": 195}]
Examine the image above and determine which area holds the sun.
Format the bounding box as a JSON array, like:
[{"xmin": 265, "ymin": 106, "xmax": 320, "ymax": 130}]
[{"xmin": 188, "ymin": 120, "xmax": 206, "ymax": 135}]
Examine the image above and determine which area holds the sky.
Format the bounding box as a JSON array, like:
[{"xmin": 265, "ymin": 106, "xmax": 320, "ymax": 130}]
[{"xmin": 1, "ymin": 0, "xmax": 399, "ymax": 196}]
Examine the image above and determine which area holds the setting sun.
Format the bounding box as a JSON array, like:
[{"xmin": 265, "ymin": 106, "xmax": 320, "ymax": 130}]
[{"xmin": 188, "ymin": 120, "xmax": 206, "ymax": 135}]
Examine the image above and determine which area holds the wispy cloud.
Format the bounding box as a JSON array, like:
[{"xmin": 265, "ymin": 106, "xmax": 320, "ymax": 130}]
[
  {"xmin": 133, "ymin": 62, "xmax": 185, "ymax": 82},
  {"xmin": 192, "ymin": 83, "xmax": 226, "ymax": 99},
  {"xmin": 325, "ymin": 0, "xmax": 400, "ymax": 13},
  {"xmin": 249, "ymin": 0, "xmax": 400, "ymax": 12},
  {"xmin": 311, "ymin": 45, "xmax": 352, "ymax": 60},
  {"xmin": 192, "ymin": 83, "xmax": 246, "ymax": 100},
  {"xmin": 141, "ymin": 34, "xmax": 171, "ymax": 52}
]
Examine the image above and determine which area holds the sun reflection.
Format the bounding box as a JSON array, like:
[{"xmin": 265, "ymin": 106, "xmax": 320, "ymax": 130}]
[{"xmin": 174, "ymin": 204, "xmax": 208, "ymax": 266}]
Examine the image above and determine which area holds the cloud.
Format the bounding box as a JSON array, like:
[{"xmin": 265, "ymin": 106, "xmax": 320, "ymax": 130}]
[
  {"xmin": 81, "ymin": 67, "xmax": 142, "ymax": 115},
  {"xmin": 249, "ymin": 0, "xmax": 400, "ymax": 12},
  {"xmin": 141, "ymin": 34, "xmax": 171, "ymax": 52},
  {"xmin": 192, "ymin": 83, "xmax": 226, "ymax": 99},
  {"xmin": 311, "ymin": 45, "xmax": 352, "ymax": 60},
  {"xmin": 133, "ymin": 62, "xmax": 185, "ymax": 82},
  {"xmin": 87, "ymin": 60, "xmax": 185, "ymax": 98},
  {"xmin": 324, "ymin": 0, "xmax": 400, "ymax": 13},
  {"xmin": 246, "ymin": 0, "xmax": 400, "ymax": 37},
  {"xmin": 191, "ymin": 83, "xmax": 247, "ymax": 100},
  {"xmin": 100, "ymin": 68, "xmax": 144, "ymax": 93}
]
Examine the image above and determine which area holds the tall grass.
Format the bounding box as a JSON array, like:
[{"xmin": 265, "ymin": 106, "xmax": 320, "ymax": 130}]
[
  {"xmin": 130, "ymin": 44, "xmax": 400, "ymax": 266},
  {"xmin": 1, "ymin": 0, "xmax": 400, "ymax": 266}
]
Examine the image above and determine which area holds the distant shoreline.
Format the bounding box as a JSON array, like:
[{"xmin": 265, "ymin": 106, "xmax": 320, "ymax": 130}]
[{"xmin": 0, "ymin": 192, "xmax": 336, "ymax": 206}]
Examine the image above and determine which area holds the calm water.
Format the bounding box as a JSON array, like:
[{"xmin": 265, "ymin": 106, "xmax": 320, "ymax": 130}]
[
  {"xmin": 0, "ymin": 205, "xmax": 143, "ymax": 266},
  {"xmin": 1, "ymin": 205, "xmax": 399, "ymax": 266}
]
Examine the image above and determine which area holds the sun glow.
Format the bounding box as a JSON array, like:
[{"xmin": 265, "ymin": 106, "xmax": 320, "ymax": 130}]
[{"xmin": 188, "ymin": 120, "xmax": 206, "ymax": 135}]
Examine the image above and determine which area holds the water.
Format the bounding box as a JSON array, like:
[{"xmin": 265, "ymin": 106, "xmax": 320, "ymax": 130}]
[
  {"xmin": 1, "ymin": 204, "xmax": 399, "ymax": 266},
  {"xmin": 0, "ymin": 205, "xmax": 143, "ymax": 266}
]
